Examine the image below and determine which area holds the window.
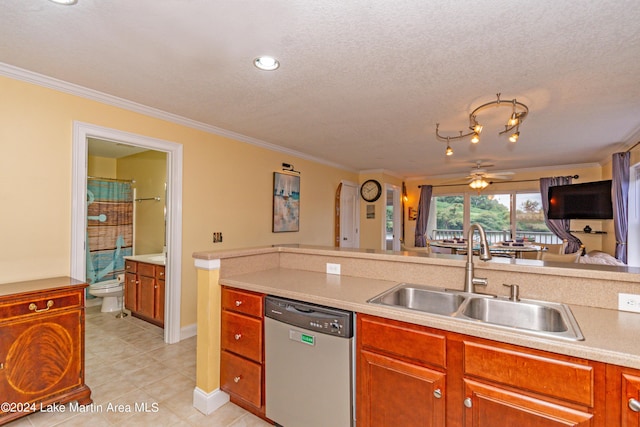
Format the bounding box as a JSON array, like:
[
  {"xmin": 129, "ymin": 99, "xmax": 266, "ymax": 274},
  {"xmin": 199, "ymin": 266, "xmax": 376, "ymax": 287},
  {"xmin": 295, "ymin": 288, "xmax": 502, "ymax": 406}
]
[{"xmin": 428, "ymin": 191, "xmax": 558, "ymax": 244}]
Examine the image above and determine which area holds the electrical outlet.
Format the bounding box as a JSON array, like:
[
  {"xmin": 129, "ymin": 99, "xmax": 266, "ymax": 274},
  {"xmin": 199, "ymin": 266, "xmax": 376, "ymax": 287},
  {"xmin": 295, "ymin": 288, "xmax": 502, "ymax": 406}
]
[
  {"xmin": 618, "ymin": 293, "xmax": 640, "ymax": 313},
  {"xmin": 326, "ymin": 263, "xmax": 341, "ymax": 275}
]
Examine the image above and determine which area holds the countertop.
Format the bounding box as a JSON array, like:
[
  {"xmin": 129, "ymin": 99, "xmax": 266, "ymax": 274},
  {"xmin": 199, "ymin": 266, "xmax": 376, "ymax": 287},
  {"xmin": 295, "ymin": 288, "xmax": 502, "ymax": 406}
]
[
  {"xmin": 220, "ymin": 267, "xmax": 640, "ymax": 369},
  {"xmin": 124, "ymin": 253, "xmax": 166, "ymax": 266},
  {"xmin": 0, "ymin": 276, "xmax": 87, "ymax": 297}
]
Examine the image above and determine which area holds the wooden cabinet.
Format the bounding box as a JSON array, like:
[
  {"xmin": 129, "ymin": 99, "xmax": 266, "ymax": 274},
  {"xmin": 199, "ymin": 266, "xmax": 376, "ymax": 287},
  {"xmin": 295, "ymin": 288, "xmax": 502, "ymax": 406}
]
[
  {"xmin": 124, "ymin": 259, "xmax": 164, "ymax": 328},
  {"xmin": 0, "ymin": 277, "xmax": 92, "ymax": 425},
  {"xmin": 356, "ymin": 313, "xmax": 607, "ymax": 427},
  {"xmin": 357, "ymin": 314, "xmax": 446, "ymax": 427},
  {"xmin": 458, "ymin": 338, "xmax": 602, "ymax": 427},
  {"xmin": 220, "ymin": 286, "xmax": 268, "ymax": 420},
  {"xmin": 605, "ymin": 365, "xmax": 640, "ymax": 426}
]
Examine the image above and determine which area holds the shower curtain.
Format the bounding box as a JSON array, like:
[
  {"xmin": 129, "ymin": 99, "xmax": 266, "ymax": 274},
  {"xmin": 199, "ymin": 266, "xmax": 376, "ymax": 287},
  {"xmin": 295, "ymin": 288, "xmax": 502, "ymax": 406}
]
[{"xmin": 86, "ymin": 179, "xmax": 133, "ymax": 285}]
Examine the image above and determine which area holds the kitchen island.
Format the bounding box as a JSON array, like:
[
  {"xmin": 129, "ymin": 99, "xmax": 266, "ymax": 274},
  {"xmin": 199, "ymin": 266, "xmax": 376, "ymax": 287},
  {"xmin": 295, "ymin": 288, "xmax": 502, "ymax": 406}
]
[{"xmin": 192, "ymin": 245, "xmax": 640, "ymax": 425}]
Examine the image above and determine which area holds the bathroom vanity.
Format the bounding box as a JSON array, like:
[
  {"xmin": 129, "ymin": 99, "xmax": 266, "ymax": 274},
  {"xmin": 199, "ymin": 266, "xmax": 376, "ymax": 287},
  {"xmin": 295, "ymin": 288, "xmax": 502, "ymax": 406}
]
[
  {"xmin": 0, "ymin": 277, "xmax": 92, "ymax": 425},
  {"xmin": 124, "ymin": 254, "xmax": 165, "ymax": 327}
]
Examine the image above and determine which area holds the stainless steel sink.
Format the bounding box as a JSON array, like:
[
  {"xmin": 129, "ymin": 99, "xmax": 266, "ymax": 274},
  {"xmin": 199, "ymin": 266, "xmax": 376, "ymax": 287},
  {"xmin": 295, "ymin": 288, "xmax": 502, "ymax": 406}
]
[
  {"xmin": 368, "ymin": 283, "xmax": 466, "ymax": 316},
  {"xmin": 367, "ymin": 283, "xmax": 584, "ymax": 341}
]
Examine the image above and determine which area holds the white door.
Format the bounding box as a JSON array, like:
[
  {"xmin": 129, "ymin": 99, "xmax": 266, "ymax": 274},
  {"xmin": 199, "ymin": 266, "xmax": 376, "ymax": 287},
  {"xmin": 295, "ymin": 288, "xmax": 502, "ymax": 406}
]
[{"xmin": 340, "ymin": 181, "xmax": 360, "ymax": 248}]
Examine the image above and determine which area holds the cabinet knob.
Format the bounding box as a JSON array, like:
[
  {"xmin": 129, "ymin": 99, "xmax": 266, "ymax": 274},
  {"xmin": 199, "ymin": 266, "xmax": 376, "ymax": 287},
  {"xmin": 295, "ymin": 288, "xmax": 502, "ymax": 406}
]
[
  {"xmin": 233, "ymin": 376, "xmax": 241, "ymax": 383},
  {"xmin": 464, "ymin": 397, "xmax": 473, "ymax": 408},
  {"xmin": 28, "ymin": 300, "xmax": 54, "ymax": 313},
  {"xmin": 629, "ymin": 398, "xmax": 640, "ymax": 412},
  {"xmin": 159, "ymin": 272, "xmax": 164, "ymax": 276},
  {"xmin": 234, "ymin": 333, "xmax": 242, "ymax": 340},
  {"xmin": 433, "ymin": 388, "xmax": 442, "ymax": 399},
  {"xmin": 235, "ymin": 300, "xmax": 242, "ymax": 307}
]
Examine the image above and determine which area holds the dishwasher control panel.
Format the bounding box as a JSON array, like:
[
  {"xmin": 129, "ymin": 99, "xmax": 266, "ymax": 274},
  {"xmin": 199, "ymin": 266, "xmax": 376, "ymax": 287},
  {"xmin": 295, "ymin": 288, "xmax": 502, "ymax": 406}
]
[{"xmin": 265, "ymin": 296, "xmax": 353, "ymax": 338}]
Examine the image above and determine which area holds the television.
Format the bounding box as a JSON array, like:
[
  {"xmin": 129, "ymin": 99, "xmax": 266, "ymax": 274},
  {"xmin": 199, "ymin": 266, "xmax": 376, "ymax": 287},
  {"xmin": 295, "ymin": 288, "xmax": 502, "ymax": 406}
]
[{"xmin": 547, "ymin": 180, "xmax": 613, "ymax": 220}]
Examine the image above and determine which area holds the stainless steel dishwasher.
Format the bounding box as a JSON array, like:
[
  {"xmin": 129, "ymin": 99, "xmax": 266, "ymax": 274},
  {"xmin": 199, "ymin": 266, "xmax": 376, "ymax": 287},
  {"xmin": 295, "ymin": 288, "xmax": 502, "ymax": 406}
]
[{"xmin": 264, "ymin": 295, "xmax": 354, "ymax": 427}]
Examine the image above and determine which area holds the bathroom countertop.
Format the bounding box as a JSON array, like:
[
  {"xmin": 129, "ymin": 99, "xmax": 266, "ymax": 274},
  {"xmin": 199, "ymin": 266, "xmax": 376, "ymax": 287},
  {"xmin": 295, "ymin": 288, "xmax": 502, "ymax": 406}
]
[{"xmin": 124, "ymin": 253, "xmax": 165, "ymax": 266}]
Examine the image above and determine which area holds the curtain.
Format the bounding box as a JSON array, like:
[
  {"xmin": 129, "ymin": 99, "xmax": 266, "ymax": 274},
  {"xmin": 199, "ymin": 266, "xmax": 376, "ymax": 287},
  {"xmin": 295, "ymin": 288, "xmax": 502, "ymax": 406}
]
[
  {"xmin": 86, "ymin": 179, "xmax": 133, "ymax": 284},
  {"xmin": 612, "ymin": 151, "xmax": 630, "ymax": 263},
  {"xmin": 540, "ymin": 176, "xmax": 583, "ymax": 253},
  {"xmin": 414, "ymin": 185, "xmax": 433, "ymax": 247}
]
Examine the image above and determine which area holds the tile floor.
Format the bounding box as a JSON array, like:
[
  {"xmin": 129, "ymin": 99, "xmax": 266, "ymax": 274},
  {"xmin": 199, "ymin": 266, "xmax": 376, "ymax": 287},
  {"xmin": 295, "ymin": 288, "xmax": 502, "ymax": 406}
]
[{"xmin": 6, "ymin": 305, "xmax": 272, "ymax": 427}]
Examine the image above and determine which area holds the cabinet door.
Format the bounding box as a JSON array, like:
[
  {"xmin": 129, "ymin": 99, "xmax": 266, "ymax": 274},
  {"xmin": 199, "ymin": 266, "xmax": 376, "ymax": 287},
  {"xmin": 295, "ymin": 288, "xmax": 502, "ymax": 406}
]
[
  {"xmin": 358, "ymin": 349, "xmax": 445, "ymax": 427},
  {"xmin": 0, "ymin": 310, "xmax": 82, "ymax": 407},
  {"xmin": 154, "ymin": 279, "xmax": 165, "ymax": 324},
  {"xmin": 138, "ymin": 276, "xmax": 155, "ymax": 319},
  {"xmin": 463, "ymin": 379, "xmax": 593, "ymax": 427},
  {"xmin": 124, "ymin": 272, "xmax": 137, "ymax": 311},
  {"xmin": 622, "ymin": 373, "xmax": 640, "ymax": 427}
]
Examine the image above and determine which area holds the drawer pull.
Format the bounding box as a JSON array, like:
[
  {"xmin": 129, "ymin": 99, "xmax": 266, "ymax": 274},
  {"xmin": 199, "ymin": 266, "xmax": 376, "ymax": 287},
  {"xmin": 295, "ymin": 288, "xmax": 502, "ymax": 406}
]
[
  {"xmin": 235, "ymin": 300, "xmax": 243, "ymax": 307},
  {"xmin": 233, "ymin": 376, "xmax": 241, "ymax": 383},
  {"xmin": 159, "ymin": 271, "xmax": 164, "ymax": 276},
  {"xmin": 433, "ymin": 388, "xmax": 442, "ymax": 399},
  {"xmin": 29, "ymin": 300, "xmax": 54, "ymax": 313},
  {"xmin": 464, "ymin": 397, "xmax": 472, "ymax": 408},
  {"xmin": 234, "ymin": 333, "xmax": 242, "ymax": 341},
  {"xmin": 629, "ymin": 398, "xmax": 640, "ymax": 412}
]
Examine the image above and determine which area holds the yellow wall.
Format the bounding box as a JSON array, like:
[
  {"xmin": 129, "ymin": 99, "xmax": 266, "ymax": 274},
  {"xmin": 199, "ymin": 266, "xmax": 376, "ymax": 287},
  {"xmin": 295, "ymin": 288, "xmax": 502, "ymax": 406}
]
[
  {"xmin": 0, "ymin": 75, "xmax": 357, "ymax": 328},
  {"xmin": 358, "ymin": 172, "xmax": 403, "ymax": 250},
  {"xmin": 118, "ymin": 150, "xmax": 167, "ymax": 255}
]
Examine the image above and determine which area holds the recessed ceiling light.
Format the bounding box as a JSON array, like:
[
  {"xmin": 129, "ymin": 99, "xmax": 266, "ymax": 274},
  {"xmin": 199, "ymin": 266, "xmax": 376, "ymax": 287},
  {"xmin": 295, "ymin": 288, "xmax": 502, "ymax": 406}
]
[
  {"xmin": 49, "ymin": 0, "xmax": 78, "ymax": 4},
  {"xmin": 254, "ymin": 56, "xmax": 280, "ymax": 71}
]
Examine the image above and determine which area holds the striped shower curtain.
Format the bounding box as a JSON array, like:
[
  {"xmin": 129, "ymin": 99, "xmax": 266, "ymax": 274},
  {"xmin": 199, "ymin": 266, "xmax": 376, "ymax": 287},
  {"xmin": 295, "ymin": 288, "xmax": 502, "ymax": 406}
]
[{"xmin": 86, "ymin": 179, "xmax": 133, "ymax": 285}]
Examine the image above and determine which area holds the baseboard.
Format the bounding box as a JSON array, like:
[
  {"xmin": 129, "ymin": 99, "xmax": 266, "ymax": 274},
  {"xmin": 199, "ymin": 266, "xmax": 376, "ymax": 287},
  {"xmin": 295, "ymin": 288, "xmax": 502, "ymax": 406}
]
[
  {"xmin": 193, "ymin": 387, "xmax": 229, "ymax": 415},
  {"xmin": 180, "ymin": 323, "xmax": 197, "ymax": 340}
]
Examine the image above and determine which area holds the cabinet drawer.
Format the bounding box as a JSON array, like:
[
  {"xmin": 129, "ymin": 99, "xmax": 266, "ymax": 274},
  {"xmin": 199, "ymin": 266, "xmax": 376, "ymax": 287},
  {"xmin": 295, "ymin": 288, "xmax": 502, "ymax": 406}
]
[
  {"xmin": 138, "ymin": 262, "xmax": 155, "ymax": 277},
  {"xmin": 463, "ymin": 340, "xmax": 594, "ymax": 407},
  {"xmin": 221, "ymin": 311, "xmax": 263, "ymax": 362},
  {"xmin": 222, "ymin": 287, "xmax": 263, "ymax": 318},
  {"xmin": 125, "ymin": 260, "xmax": 137, "ymax": 273},
  {"xmin": 359, "ymin": 314, "xmax": 446, "ymax": 368},
  {"xmin": 0, "ymin": 291, "xmax": 82, "ymax": 320},
  {"xmin": 221, "ymin": 351, "xmax": 262, "ymax": 409},
  {"xmin": 155, "ymin": 266, "xmax": 165, "ymax": 280}
]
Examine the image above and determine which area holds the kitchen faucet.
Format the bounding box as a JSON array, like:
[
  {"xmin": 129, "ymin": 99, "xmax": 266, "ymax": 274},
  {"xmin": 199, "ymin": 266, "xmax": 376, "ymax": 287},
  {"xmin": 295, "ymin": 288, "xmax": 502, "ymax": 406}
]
[{"xmin": 463, "ymin": 223, "xmax": 492, "ymax": 293}]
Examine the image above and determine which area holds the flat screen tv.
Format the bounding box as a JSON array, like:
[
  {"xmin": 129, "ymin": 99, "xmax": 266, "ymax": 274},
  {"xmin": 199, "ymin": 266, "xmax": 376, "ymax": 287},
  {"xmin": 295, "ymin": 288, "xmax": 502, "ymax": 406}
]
[{"xmin": 547, "ymin": 180, "xmax": 613, "ymax": 220}]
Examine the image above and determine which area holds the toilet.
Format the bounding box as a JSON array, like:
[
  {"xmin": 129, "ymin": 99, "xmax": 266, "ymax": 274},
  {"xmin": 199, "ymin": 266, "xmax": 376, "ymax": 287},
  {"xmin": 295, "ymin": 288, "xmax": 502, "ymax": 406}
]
[{"xmin": 88, "ymin": 279, "xmax": 124, "ymax": 313}]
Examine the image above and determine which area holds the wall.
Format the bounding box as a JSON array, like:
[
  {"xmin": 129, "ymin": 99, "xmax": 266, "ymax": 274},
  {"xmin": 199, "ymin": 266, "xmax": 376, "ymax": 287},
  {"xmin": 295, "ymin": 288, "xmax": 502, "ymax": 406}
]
[
  {"xmin": 118, "ymin": 150, "xmax": 167, "ymax": 255},
  {"xmin": 0, "ymin": 75, "xmax": 358, "ymax": 328},
  {"xmin": 358, "ymin": 171, "xmax": 403, "ymax": 250}
]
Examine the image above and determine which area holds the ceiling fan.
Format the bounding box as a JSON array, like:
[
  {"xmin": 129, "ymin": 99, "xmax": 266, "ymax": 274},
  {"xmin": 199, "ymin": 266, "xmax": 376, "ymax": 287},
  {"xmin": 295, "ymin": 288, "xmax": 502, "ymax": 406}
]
[{"xmin": 457, "ymin": 162, "xmax": 515, "ymax": 190}]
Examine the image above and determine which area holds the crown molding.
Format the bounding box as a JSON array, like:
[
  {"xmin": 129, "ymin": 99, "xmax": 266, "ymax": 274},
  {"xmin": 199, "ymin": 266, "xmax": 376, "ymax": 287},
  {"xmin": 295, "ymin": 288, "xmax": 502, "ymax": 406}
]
[{"xmin": 0, "ymin": 62, "xmax": 356, "ymax": 173}]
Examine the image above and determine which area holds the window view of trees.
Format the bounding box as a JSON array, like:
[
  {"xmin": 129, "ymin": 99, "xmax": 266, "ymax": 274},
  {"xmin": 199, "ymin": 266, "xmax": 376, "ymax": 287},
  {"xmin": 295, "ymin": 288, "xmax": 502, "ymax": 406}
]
[{"xmin": 435, "ymin": 196, "xmax": 463, "ymax": 230}]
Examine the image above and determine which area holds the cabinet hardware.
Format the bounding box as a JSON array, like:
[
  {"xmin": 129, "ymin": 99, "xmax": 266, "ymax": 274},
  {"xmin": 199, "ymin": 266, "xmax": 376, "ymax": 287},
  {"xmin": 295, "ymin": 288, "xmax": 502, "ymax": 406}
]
[
  {"xmin": 234, "ymin": 333, "xmax": 242, "ymax": 340},
  {"xmin": 234, "ymin": 376, "xmax": 241, "ymax": 383},
  {"xmin": 629, "ymin": 398, "xmax": 640, "ymax": 412},
  {"xmin": 464, "ymin": 397, "xmax": 473, "ymax": 408},
  {"xmin": 29, "ymin": 300, "xmax": 54, "ymax": 313},
  {"xmin": 433, "ymin": 388, "xmax": 442, "ymax": 399},
  {"xmin": 235, "ymin": 300, "xmax": 242, "ymax": 307},
  {"xmin": 0, "ymin": 362, "xmax": 4, "ymax": 370}
]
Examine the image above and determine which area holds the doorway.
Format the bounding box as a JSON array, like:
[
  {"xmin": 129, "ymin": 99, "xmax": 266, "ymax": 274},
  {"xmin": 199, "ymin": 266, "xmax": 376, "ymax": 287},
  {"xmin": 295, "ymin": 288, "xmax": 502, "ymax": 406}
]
[
  {"xmin": 339, "ymin": 181, "xmax": 360, "ymax": 248},
  {"xmin": 71, "ymin": 122, "xmax": 183, "ymax": 344}
]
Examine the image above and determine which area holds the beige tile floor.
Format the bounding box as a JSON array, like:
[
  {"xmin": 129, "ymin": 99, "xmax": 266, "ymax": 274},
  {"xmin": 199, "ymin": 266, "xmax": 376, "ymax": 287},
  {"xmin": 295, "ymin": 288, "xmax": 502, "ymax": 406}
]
[{"xmin": 6, "ymin": 305, "xmax": 272, "ymax": 427}]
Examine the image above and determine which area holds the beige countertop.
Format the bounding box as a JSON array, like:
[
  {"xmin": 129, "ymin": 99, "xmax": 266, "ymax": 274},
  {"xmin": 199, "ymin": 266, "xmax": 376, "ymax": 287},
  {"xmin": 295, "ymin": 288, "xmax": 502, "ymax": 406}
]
[
  {"xmin": 124, "ymin": 253, "xmax": 166, "ymax": 266},
  {"xmin": 220, "ymin": 267, "xmax": 640, "ymax": 370},
  {"xmin": 0, "ymin": 276, "xmax": 87, "ymax": 297}
]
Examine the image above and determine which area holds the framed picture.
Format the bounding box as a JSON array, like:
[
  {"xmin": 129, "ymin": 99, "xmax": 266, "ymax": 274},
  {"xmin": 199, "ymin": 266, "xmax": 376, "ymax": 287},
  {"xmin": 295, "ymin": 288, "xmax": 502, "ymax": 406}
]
[{"xmin": 273, "ymin": 172, "xmax": 300, "ymax": 232}]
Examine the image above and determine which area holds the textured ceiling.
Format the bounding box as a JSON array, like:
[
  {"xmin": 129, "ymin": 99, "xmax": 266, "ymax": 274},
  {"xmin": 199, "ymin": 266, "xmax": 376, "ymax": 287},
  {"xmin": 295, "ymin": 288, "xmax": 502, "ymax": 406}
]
[{"xmin": 2, "ymin": 0, "xmax": 640, "ymax": 178}]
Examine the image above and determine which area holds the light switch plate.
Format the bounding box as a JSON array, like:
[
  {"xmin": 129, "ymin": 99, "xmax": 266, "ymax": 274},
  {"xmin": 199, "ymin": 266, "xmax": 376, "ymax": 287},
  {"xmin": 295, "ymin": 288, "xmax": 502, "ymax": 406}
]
[
  {"xmin": 618, "ymin": 293, "xmax": 640, "ymax": 313},
  {"xmin": 326, "ymin": 263, "xmax": 341, "ymax": 275}
]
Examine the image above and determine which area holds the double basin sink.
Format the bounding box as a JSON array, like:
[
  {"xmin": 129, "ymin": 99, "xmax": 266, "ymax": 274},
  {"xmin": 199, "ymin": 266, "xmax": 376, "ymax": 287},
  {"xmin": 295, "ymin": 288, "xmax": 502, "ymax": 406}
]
[{"xmin": 368, "ymin": 283, "xmax": 584, "ymax": 341}]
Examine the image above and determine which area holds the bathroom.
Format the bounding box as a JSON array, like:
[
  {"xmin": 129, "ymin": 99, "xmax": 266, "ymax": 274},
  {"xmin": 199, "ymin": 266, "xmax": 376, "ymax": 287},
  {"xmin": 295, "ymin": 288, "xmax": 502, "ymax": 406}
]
[{"xmin": 86, "ymin": 137, "xmax": 167, "ymax": 324}]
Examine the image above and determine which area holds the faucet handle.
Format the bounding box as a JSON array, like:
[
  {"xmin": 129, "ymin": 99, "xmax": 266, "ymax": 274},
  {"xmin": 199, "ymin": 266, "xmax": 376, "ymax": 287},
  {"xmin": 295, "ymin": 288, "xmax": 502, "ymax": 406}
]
[{"xmin": 503, "ymin": 284, "xmax": 520, "ymax": 302}]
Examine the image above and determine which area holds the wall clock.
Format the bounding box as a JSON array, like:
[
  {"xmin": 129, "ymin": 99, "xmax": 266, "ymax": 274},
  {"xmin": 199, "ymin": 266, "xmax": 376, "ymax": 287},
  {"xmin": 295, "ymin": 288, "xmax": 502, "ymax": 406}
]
[{"xmin": 360, "ymin": 179, "xmax": 382, "ymax": 202}]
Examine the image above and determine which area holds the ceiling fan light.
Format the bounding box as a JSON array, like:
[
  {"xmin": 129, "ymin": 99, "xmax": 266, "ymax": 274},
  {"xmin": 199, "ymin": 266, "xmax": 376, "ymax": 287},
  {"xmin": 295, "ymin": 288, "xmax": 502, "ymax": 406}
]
[
  {"xmin": 469, "ymin": 178, "xmax": 489, "ymax": 190},
  {"xmin": 470, "ymin": 132, "xmax": 480, "ymax": 144},
  {"xmin": 509, "ymin": 131, "xmax": 520, "ymax": 143}
]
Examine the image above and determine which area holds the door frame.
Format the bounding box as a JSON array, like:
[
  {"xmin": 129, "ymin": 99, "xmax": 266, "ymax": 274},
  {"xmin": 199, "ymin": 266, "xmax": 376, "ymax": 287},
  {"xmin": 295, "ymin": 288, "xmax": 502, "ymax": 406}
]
[
  {"xmin": 70, "ymin": 121, "xmax": 183, "ymax": 344},
  {"xmin": 383, "ymin": 183, "xmax": 401, "ymax": 251}
]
